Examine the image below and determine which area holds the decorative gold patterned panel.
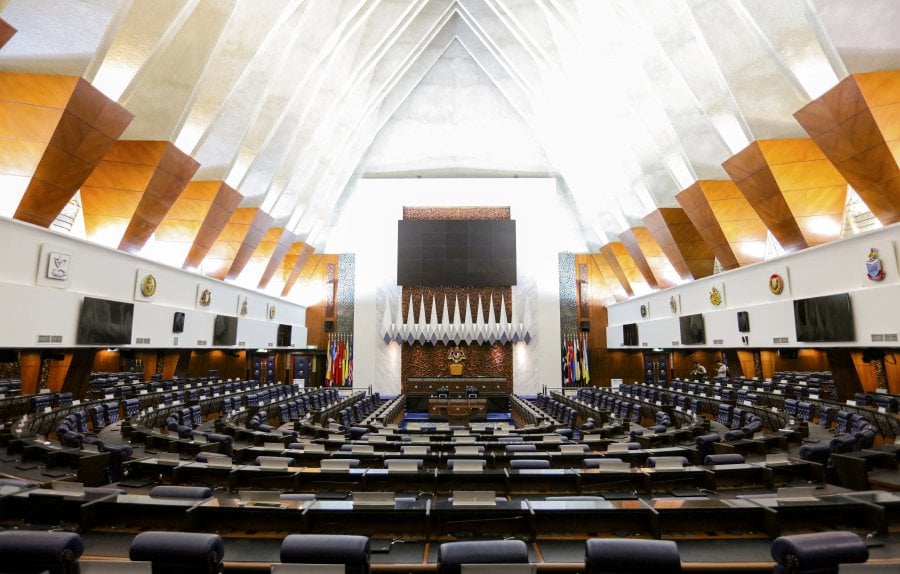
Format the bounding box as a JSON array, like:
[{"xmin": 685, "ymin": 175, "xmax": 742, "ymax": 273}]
[{"xmin": 402, "ymin": 342, "xmax": 512, "ymax": 393}]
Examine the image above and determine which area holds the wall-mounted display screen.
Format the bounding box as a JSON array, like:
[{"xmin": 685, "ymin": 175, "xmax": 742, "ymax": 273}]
[
  {"xmin": 277, "ymin": 324, "xmax": 292, "ymax": 346},
  {"xmin": 397, "ymin": 219, "xmax": 516, "ymax": 286},
  {"xmin": 793, "ymin": 293, "xmax": 855, "ymax": 342},
  {"xmin": 213, "ymin": 315, "xmax": 238, "ymax": 346},
  {"xmin": 679, "ymin": 313, "xmax": 706, "ymax": 345},
  {"xmin": 622, "ymin": 323, "xmax": 638, "ymax": 346},
  {"xmin": 76, "ymin": 297, "xmax": 134, "ymax": 345},
  {"xmin": 737, "ymin": 311, "xmax": 750, "ymax": 333}
]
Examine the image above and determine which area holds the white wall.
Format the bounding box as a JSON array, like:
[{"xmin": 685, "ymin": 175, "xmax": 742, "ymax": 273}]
[
  {"xmin": 607, "ymin": 223, "xmax": 900, "ymax": 349},
  {"xmin": 0, "ymin": 216, "xmax": 307, "ymax": 348}
]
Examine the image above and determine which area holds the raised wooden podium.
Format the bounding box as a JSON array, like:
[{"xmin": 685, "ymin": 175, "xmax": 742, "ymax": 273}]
[{"xmin": 428, "ymin": 398, "xmax": 488, "ymax": 422}]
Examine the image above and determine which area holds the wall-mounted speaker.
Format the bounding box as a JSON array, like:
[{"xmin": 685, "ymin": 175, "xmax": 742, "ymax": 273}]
[
  {"xmin": 324, "ymin": 320, "xmax": 335, "ymax": 332},
  {"xmin": 580, "ymin": 320, "xmax": 591, "ymax": 332}
]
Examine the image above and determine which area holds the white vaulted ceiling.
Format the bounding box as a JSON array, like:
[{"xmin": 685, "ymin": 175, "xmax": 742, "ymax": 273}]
[{"xmin": 1, "ymin": 0, "xmax": 899, "ymax": 256}]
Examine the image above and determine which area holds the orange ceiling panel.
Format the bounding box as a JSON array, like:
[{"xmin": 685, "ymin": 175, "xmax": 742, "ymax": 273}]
[
  {"xmin": 643, "ymin": 207, "xmax": 715, "ymax": 280},
  {"xmin": 2, "ymin": 73, "xmax": 132, "ymax": 227},
  {"xmin": 620, "ymin": 226, "xmax": 681, "ymax": 289},
  {"xmin": 226, "ymin": 209, "xmax": 275, "ymax": 280},
  {"xmin": 618, "ymin": 228, "xmax": 659, "ymax": 289},
  {"xmin": 183, "ymin": 181, "xmax": 243, "ymax": 270},
  {"xmin": 257, "ymin": 228, "xmax": 298, "ymax": 289},
  {"xmin": 281, "ymin": 243, "xmax": 315, "ymax": 297},
  {"xmin": 724, "ymin": 139, "xmax": 846, "ymax": 251},
  {"xmin": 795, "ymin": 70, "xmax": 900, "ymax": 225},
  {"xmin": 0, "ymin": 18, "xmax": 16, "ymax": 49},
  {"xmin": 201, "ymin": 207, "xmax": 270, "ymax": 280}
]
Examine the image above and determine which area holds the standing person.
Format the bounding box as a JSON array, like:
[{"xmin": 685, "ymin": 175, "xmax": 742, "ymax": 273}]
[{"xmin": 715, "ymin": 360, "xmax": 728, "ymax": 378}]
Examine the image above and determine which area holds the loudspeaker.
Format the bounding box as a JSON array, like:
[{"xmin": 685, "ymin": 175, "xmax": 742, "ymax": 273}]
[
  {"xmin": 172, "ymin": 312, "xmax": 185, "ymax": 333},
  {"xmin": 324, "ymin": 320, "xmax": 335, "ymax": 332},
  {"xmin": 580, "ymin": 320, "xmax": 591, "ymax": 332}
]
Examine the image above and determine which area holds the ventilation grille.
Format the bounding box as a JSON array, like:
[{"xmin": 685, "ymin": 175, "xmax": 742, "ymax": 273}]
[
  {"xmin": 872, "ymin": 333, "xmax": 898, "ymax": 342},
  {"xmin": 238, "ymin": 341, "xmax": 246, "ymax": 347},
  {"xmin": 713, "ymin": 339, "xmax": 724, "ymax": 345},
  {"xmin": 173, "ymin": 336, "xmax": 179, "ymax": 345},
  {"xmin": 773, "ymin": 337, "xmax": 789, "ymax": 344},
  {"xmin": 197, "ymin": 339, "xmax": 208, "ymax": 346},
  {"xmin": 672, "ymin": 341, "xmax": 680, "ymax": 346},
  {"xmin": 135, "ymin": 337, "xmax": 151, "ymax": 344},
  {"xmin": 37, "ymin": 335, "xmax": 63, "ymax": 344}
]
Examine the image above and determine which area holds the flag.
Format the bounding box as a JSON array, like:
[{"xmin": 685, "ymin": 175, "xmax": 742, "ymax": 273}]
[
  {"xmin": 346, "ymin": 336, "xmax": 353, "ymax": 386},
  {"xmin": 581, "ymin": 333, "xmax": 590, "ymax": 385},
  {"xmin": 566, "ymin": 339, "xmax": 576, "ymax": 385},
  {"xmin": 325, "ymin": 336, "xmax": 335, "ymax": 386},
  {"xmin": 342, "ymin": 337, "xmax": 350, "ymax": 386},
  {"xmin": 333, "ymin": 338, "xmax": 343, "ymax": 388},
  {"xmin": 573, "ymin": 336, "xmax": 582, "ymax": 382}
]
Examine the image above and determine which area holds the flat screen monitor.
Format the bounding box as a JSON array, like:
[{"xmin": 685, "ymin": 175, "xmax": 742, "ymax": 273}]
[
  {"xmin": 397, "ymin": 219, "xmax": 516, "ymax": 286},
  {"xmin": 737, "ymin": 311, "xmax": 750, "ymax": 333},
  {"xmin": 679, "ymin": 314, "xmax": 706, "ymax": 345},
  {"xmin": 793, "ymin": 293, "xmax": 854, "ymax": 342},
  {"xmin": 622, "ymin": 323, "xmax": 638, "ymax": 346},
  {"xmin": 173, "ymin": 312, "xmax": 185, "ymax": 333},
  {"xmin": 276, "ymin": 324, "xmax": 292, "ymax": 346},
  {"xmin": 213, "ymin": 315, "xmax": 238, "ymax": 346},
  {"xmin": 76, "ymin": 297, "xmax": 134, "ymax": 345}
]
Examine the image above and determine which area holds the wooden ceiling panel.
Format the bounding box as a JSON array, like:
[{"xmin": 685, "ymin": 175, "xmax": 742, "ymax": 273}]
[
  {"xmin": 82, "ymin": 160, "xmax": 155, "ymax": 191},
  {"xmin": 796, "ymin": 70, "xmax": 900, "ymax": 226},
  {"xmin": 257, "ymin": 228, "xmax": 297, "ymax": 289},
  {"xmin": 0, "ymin": 17, "xmax": 15, "ymax": 49},
  {"xmin": 0, "ymin": 101, "xmax": 62, "ymax": 141},
  {"xmin": 5, "ymin": 74, "xmax": 132, "ymax": 227},
  {"xmin": 676, "ymin": 181, "xmax": 738, "ymax": 270},
  {"xmin": 226, "ymin": 209, "xmax": 275, "ymax": 280},
  {"xmin": 618, "ymin": 228, "xmax": 659, "ymax": 289},
  {"xmin": 0, "ymin": 72, "xmax": 79, "ymax": 108},
  {"xmin": 870, "ymin": 102, "xmax": 900, "ymax": 142},
  {"xmin": 0, "ymin": 139, "xmax": 45, "ymax": 176},
  {"xmin": 183, "ymin": 181, "xmax": 242, "ymax": 269},
  {"xmin": 14, "ymin": 178, "xmax": 76, "ymax": 227},
  {"xmin": 200, "ymin": 207, "xmax": 270, "ymax": 281},
  {"xmin": 590, "ymin": 253, "xmax": 627, "ymax": 303},
  {"xmin": 81, "ymin": 187, "xmax": 143, "ymax": 217},
  {"xmin": 724, "ymin": 139, "xmax": 846, "ymax": 250},
  {"xmin": 624, "ymin": 226, "xmax": 681, "ymax": 289},
  {"xmin": 281, "ymin": 243, "xmax": 315, "ymax": 296},
  {"xmin": 599, "ymin": 243, "xmax": 633, "ymax": 297},
  {"xmin": 154, "ymin": 220, "xmax": 202, "ymax": 242},
  {"xmin": 118, "ymin": 143, "xmax": 199, "ymax": 253}
]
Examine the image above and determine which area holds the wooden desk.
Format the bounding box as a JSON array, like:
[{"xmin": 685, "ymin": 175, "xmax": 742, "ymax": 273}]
[{"xmin": 428, "ymin": 398, "xmax": 488, "ymax": 422}]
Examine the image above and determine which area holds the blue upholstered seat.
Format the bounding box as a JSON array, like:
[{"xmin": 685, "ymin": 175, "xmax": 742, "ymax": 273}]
[
  {"xmin": 437, "ymin": 539, "xmax": 528, "ymax": 574},
  {"xmin": 0, "ymin": 530, "xmax": 84, "ymax": 574},
  {"xmin": 585, "ymin": 538, "xmax": 681, "ymax": 573},
  {"xmin": 770, "ymin": 531, "xmax": 868, "ymax": 574},
  {"xmin": 280, "ymin": 534, "xmax": 370, "ymax": 574},
  {"xmin": 130, "ymin": 531, "xmax": 224, "ymax": 574}
]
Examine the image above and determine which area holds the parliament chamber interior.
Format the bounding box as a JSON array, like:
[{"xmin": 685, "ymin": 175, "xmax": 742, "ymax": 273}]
[{"xmin": 1, "ymin": 1, "xmax": 900, "ymax": 573}]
